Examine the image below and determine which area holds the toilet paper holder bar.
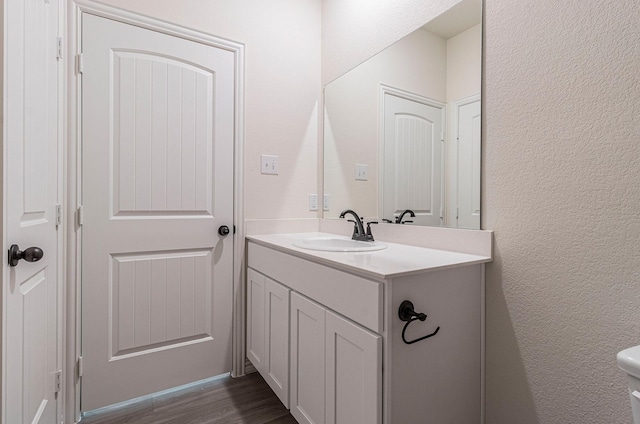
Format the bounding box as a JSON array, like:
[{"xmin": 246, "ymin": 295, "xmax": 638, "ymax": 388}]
[{"xmin": 398, "ymin": 300, "xmax": 440, "ymax": 345}]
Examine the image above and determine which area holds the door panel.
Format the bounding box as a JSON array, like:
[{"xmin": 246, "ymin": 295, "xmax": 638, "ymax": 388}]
[
  {"xmin": 110, "ymin": 250, "xmax": 213, "ymax": 356},
  {"xmin": 383, "ymin": 94, "xmax": 444, "ymax": 226},
  {"xmin": 264, "ymin": 278, "xmax": 290, "ymax": 407},
  {"xmin": 4, "ymin": 0, "xmax": 62, "ymax": 423},
  {"xmin": 290, "ymin": 293, "xmax": 326, "ymax": 424},
  {"xmin": 112, "ymin": 51, "xmax": 215, "ymax": 216},
  {"xmin": 325, "ymin": 311, "xmax": 382, "ymax": 424},
  {"xmin": 247, "ymin": 269, "xmax": 266, "ymax": 371},
  {"xmin": 81, "ymin": 14, "xmax": 235, "ymax": 411}
]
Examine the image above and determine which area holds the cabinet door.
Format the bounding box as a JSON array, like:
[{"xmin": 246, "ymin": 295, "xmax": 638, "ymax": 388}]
[
  {"xmin": 247, "ymin": 269, "xmax": 266, "ymax": 372},
  {"xmin": 264, "ymin": 278, "xmax": 291, "ymax": 407},
  {"xmin": 325, "ymin": 310, "xmax": 382, "ymax": 424},
  {"xmin": 291, "ymin": 293, "xmax": 326, "ymax": 424}
]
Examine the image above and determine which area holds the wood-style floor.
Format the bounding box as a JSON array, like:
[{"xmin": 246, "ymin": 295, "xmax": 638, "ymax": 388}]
[{"xmin": 80, "ymin": 372, "xmax": 297, "ymax": 424}]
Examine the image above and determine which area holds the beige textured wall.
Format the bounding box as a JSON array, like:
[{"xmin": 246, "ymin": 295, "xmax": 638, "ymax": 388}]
[
  {"xmin": 484, "ymin": 0, "xmax": 640, "ymax": 422},
  {"xmin": 97, "ymin": 0, "xmax": 321, "ymax": 221}
]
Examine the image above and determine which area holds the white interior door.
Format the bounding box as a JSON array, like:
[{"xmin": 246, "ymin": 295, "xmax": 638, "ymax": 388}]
[
  {"xmin": 456, "ymin": 98, "xmax": 481, "ymax": 229},
  {"xmin": 382, "ymin": 93, "xmax": 444, "ymax": 226},
  {"xmin": 81, "ymin": 14, "xmax": 235, "ymax": 411},
  {"xmin": 3, "ymin": 0, "xmax": 62, "ymax": 423}
]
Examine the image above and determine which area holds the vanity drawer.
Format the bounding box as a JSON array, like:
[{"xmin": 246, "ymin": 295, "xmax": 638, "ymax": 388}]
[{"xmin": 248, "ymin": 242, "xmax": 383, "ymax": 333}]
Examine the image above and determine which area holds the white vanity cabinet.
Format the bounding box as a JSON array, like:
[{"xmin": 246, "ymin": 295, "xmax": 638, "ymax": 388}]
[
  {"xmin": 247, "ymin": 242, "xmax": 383, "ymax": 424},
  {"xmin": 246, "ymin": 234, "xmax": 489, "ymax": 424}
]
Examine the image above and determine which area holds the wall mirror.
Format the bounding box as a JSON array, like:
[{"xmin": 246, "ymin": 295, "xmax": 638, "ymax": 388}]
[{"xmin": 323, "ymin": 0, "xmax": 482, "ymax": 229}]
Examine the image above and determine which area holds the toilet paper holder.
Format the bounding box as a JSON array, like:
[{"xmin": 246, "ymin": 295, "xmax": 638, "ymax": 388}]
[{"xmin": 398, "ymin": 300, "xmax": 440, "ymax": 345}]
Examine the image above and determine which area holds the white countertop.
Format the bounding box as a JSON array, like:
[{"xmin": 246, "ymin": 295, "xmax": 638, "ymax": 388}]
[{"xmin": 246, "ymin": 232, "xmax": 492, "ymax": 280}]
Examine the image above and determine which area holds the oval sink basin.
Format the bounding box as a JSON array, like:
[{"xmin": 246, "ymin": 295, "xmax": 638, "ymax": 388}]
[{"xmin": 292, "ymin": 236, "xmax": 388, "ymax": 252}]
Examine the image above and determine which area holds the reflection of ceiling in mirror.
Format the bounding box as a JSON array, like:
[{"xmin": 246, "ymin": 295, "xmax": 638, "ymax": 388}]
[{"xmin": 422, "ymin": 0, "xmax": 481, "ymax": 39}]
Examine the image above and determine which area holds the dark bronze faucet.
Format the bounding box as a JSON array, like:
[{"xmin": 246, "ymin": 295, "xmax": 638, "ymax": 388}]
[
  {"xmin": 396, "ymin": 209, "xmax": 415, "ymax": 224},
  {"xmin": 339, "ymin": 209, "xmax": 376, "ymax": 241}
]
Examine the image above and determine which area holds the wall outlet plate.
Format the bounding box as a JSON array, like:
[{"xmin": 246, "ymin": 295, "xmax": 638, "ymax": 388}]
[{"xmin": 309, "ymin": 194, "xmax": 318, "ymax": 211}]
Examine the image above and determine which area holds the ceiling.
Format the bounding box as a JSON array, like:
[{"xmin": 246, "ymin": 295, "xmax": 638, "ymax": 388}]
[{"xmin": 422, "ymin": 0, "xmax": 482, "ymax": 39}]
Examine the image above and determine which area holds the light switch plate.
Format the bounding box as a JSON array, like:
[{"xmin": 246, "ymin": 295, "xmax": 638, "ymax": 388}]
[
  {"xmin": 261, "ymin": 155, "xmax": 278, "ymax": 175},
  {"xmin": 355, "ymin": 164, "xmax": 368, "ymax": 181},
  {"xmin": 323, "ymin": 194, "xmax": 330, "ymax": 211}
]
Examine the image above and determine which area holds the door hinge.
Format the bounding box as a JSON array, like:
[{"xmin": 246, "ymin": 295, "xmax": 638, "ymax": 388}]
[
  {"xmin": 76, "ymin": 53, "xmax": 84, "ymax": 74},
  {"xmin": 77, "ymin": 356, "xmax": 83, "ymax": 378},
  {"xmin": 77, "ymin": 205, "xmax": 84, "ymax": 227},
  {"xmin": 55, "ymin": 204, "xmax": 62, "ymax": 228},
  {"xmin": 56, "ymin": 37, "xmax": 63, "ymax": 59},
  {"xmin": 53, "ymin": 370, "xmax": 62, "ymax": 394},
  {"xmin": 456, "ymin": 207, "xmax": 459, "ymax": 220}
]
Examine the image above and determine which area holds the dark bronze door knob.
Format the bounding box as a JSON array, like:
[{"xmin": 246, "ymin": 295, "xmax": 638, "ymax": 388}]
[{"xmin": 8, "ymin": 245, "xmax": 44, "ymax": 267}]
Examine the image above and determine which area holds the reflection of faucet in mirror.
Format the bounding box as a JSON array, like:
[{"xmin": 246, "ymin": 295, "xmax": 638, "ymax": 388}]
[
  {"xmin": 339, "ymin": 209, "xmax": 376, "ymax": 242},
  {"xmin": 382, "ymin": 210, "xmax": 415, "ymax": 224},
  {"xmin": 396, "ymin": 209, "xmax": 415, "ymax": 224}
]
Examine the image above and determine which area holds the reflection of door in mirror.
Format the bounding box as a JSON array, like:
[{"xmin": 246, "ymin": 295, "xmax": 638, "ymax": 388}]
[
  {"xmin": 453, "ymin": 96, "xmax": 481, "ymax": 229},
  {"xmin": 381, "ymin": 90, "xmax": 444, "ymax": 226}
]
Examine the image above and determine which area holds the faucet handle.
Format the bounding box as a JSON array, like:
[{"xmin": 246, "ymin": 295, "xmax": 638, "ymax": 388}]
[
  {"xmin": 347, "ymin": 220, "xmax": 359, "ymax": 238},
  {"xmin": 400, "ymin": 220, "xmax": 414, "ymax": 224},
  {"xmin": 382, "ymin": 218, "xmax": 393, "ymax": 223},
  {"xmin": 365, "ymin": 221, "xmax": 378, "ymax": 240}
]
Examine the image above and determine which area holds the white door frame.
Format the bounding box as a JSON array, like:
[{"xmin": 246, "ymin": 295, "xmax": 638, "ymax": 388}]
[
  {"xmin": 378, "ymin": 84, "xmax": 446, "ymax": 223},
  {"xmin": 64, "ymin": 1, "xmax": 245, "ymax": 421}
]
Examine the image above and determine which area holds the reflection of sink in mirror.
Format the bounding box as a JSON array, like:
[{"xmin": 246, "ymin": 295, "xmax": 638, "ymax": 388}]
[{"xmin": 292, "ymin": 236, "xmax": 388, "ymax": 252}]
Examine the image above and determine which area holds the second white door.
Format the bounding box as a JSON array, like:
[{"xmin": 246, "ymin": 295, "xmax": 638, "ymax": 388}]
[
  {"xmin": 81, "ymin": 14, "xmax": 235, "ymax": 411},
  {"xmin": 3, "ymin": 0, "xmax": 62, "ymax": 423}
]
